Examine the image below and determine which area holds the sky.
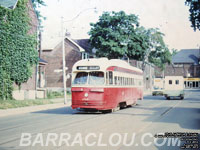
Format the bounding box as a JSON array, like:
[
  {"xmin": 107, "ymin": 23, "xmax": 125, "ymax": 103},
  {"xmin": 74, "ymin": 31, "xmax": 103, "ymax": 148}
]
[{"xmin": 40, "ymin": 0, "xmax": 200, "ymax": 51}]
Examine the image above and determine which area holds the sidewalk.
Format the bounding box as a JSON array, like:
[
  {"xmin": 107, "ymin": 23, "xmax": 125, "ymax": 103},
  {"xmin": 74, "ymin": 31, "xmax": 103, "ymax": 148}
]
[
  {"xmin": 0, "ymin": 91, "xmax": 151, "ymax": 118},
  {"xmin": 0, "ymin": 99, "xmax": 71, "ymax": 118}
]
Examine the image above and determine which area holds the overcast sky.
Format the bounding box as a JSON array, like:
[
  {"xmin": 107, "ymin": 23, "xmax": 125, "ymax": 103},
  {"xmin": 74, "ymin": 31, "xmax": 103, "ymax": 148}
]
[{"xmin": 40, "ymin": 0, "xmax": 200, "ymax": 50}]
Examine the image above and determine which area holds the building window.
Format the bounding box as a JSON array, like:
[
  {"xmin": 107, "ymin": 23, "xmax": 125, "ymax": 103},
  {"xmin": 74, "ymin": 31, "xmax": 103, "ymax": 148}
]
[
  {"xmin": 175, "ymin": 80, "xmax": 179, "ymax": 85},
  {"xmin": 169, "ymin": 80, "xmax": 172, "ymax": 84}
]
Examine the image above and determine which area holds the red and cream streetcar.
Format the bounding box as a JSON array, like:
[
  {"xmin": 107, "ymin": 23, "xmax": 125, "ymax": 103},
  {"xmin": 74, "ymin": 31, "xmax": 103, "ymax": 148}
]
[{"xmin": 71, "ymin": 58, "xmax": 143, "ymax": 112}]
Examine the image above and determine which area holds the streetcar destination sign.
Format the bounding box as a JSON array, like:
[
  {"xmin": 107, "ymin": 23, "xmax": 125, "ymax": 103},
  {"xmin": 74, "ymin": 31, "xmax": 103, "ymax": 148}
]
[{"xmin": 77, "ymin": 66, "xmax": 100, "ymax": 70}]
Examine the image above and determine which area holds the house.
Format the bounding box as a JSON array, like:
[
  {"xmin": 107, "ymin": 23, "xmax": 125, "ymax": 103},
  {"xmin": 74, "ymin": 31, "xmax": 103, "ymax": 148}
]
[
  {"xmin": 1, "ymin": 0, "xmax": 48, "ymax": 100},
  {"xmin": 0, "ymin": 0, "xmax": 19, "ymax": 9},
  {"xmin": 155, "ymin": 49, "xmax": 200, "ymax": 89},
  {"xmin": 41, "ymin": 37, "xmax": 91, "ymax": 91}
]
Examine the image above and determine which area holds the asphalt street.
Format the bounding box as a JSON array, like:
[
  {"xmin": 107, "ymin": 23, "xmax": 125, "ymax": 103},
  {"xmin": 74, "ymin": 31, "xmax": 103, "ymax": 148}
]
[{"xmin": 0, "ymin": 90, "xmax": 199, "ymax": 150}]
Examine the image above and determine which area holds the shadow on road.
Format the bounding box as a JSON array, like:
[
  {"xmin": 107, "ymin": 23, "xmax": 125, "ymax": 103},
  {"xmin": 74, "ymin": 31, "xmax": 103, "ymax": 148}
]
[
  {"xmin": 32, "ymin": 106, "xmax": 77, "ymax": 115},
  {"xmin": 32, "ymin": 106, "xmax": 105, "ymax": 115},
  {"xmin": 144, "ymin": 95, "xmax": 166, "ymax": 100},
  {"xmin": 115, "ymin": 104, "xmax": 200, "ymax": 130}
]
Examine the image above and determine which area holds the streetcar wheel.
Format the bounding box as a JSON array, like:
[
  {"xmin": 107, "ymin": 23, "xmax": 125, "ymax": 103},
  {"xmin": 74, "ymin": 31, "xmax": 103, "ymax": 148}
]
[
  {"xmin": 131, "ymin": 102, "xmax": 137, "ymax": 107},
  {"xmin": 111, "ymin": 105, "xmax": 120, "ymax": 112}
]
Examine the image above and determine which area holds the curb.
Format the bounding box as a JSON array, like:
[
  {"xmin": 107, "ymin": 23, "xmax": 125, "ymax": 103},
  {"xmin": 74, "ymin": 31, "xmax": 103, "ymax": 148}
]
[
  {"xmin": 0, "ymin": 101, "xmax": 71, "ymax": 118},
  {"xmin": 0, "ymin": 91, "xmax": 151, "ymax": 118}
]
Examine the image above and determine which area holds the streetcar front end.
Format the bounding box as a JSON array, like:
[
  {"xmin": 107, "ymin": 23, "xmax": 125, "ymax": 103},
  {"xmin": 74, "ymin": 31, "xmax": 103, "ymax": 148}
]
[{"xmin": 71, "ymin": 67, "xmax": 108, "ymax": 110}]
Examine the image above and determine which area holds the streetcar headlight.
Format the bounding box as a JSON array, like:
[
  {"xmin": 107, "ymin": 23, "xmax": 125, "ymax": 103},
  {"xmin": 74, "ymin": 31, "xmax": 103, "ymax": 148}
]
[{"xmin": 84, "ymin": 93, "xmax": 88, "ymax": 97}]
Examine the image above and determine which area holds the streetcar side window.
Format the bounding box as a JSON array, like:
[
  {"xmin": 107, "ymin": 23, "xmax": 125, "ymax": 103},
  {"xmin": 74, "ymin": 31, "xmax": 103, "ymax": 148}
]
[
  {"xmin": 106, "ymin": 72, "xmax": 109, "ymax": 85},
  {"xmin": 120, "ymin": 77, "xmax": 122, "ymax": 85},
  {"xmin": 109, "ymin": 71, "xmax": 113, "ymax": 85},
  {"xmin": 114, "ymin": 76, "xmax": 117, "ymax": 85},
  {"xmin": 122, "ymin": 77, "xmax": 125, "ymax": 85},
  {"xmin": 118, "ymin": 77, "xmax": 120, "ymax": 85},
  {"xmin": 139, "ymin": 80, "xmax": 142, "ymax": 86}
]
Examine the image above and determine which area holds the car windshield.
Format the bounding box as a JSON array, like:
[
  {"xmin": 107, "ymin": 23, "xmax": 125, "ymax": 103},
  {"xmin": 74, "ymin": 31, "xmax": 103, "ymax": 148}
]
[
  {"xmin": 73, "ymin": 72, "xmax": 104, "ymax": 85},
  {"xmin": 154, "ymin": 86, "xmax": 159, "ymax": 90}
]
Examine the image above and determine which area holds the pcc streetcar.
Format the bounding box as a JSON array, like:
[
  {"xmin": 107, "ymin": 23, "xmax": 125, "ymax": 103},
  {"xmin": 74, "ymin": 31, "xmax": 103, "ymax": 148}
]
[{"xmin": 71, "ymin": 58, "xmax": 143, "ymax": 112}]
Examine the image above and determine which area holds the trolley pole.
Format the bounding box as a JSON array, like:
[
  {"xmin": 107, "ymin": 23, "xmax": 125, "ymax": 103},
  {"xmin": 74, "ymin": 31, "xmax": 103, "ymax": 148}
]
[{"xmin": 61, "ymin": 17, "xmax": 67, "ymax": 104}]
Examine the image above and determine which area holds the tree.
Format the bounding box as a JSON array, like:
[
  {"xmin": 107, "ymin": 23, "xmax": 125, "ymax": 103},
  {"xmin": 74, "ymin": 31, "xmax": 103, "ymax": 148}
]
[
  {"xmin": 185, "ymin": 0, "xmax": 200, "ymax": 31},
  {"xmin": 147, "ymin": 28, "xmax": 172, "ymax": 70},
  {"xmin": 171, "ymin": 48, "xmax": 178, "ymax": 56},
  {"xmin": 0, "ymin": 0, "xmax": 38, "ymax": 99},
  {"xmin": 89, "ymin": 11, "xmax": 172, "ymax": 70},
  {"xmin": 89, "ymin": 11, "xmax": 146, "ymax": 59},
  {"xmin": 31, "ymin": 0, "xmax": 46, "ymax": 28}
]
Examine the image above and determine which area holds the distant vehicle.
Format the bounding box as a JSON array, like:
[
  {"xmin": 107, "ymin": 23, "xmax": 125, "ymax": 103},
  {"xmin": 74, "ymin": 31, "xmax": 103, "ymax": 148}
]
[
  {"xmin": 71, "ymin": 58, "xmax": 143, "ymax": 112},
  {"xmin": 163, "ymin": 76, "xmax": 184, "ymax": 100},
  {"xmin": 152, "ymin": 78, "xmax": 164, "ymax": 96}
]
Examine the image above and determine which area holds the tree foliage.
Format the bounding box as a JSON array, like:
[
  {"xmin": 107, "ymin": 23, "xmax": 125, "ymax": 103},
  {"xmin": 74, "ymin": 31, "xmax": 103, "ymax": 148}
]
[
  {"xmin": 31, "ymin": 0, "xmax": 46, "ymax": 27},
  {"xmin": 185, "ymin": 0, "xmax": 200, "ymax": 31},
  {"xmin": 0, "ymin": 0, "xmax": 38, "ymax": 100},
  {"xmin": 89, "ymin": 11, "xmax": 142, "ymax": 59},
  {"xmin": 89, "ymin": 11, "xmax": 172, "ymax": 70},
  {"xmin": 147, "ymin": 28, "xmax": 172, "ymax": 70}
]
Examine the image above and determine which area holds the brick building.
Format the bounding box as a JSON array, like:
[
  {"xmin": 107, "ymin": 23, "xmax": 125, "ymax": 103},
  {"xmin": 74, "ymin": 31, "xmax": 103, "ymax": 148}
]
[
  {"xmin": 0, "ymin": 0, "xmax": 48, "ymax": 99},
  {"xmin": 155, "ymin": 49, "xmax": 200, "ymax": 89},
  {"xmin": 41, "ymin": 37, "xmax": 90, "ymax": 91}
]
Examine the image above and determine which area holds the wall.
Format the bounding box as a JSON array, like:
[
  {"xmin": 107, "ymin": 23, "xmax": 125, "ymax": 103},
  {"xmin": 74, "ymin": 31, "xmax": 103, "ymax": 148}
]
[
  {"xmin": 41, "ymin": 39, "xmax": 82, "ymax": 89},
  {"xmin": 155, "ymin": 64, "xmax": 200, "ymax": 78}
]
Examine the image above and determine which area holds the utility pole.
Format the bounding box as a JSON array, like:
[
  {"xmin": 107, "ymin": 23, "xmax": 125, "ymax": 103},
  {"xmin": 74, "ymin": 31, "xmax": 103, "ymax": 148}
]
[
  {"xmin": 60, "ymin": 7, "xmax": 97, "ymax": 104},
  {"xmin": 61, "ymin": 17, "xmax": 67, "ymax": 104}
]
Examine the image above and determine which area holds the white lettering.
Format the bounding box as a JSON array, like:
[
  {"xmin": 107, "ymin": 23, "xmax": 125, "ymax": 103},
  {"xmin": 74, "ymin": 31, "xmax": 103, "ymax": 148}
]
[
  {"xmin": 154, "ymin": 138, "xmax": 167, "ymax": 147},
  {"xmin": 167, "ymin": 138, "xmax": 181, "ymax": 147},
  {"xmin": 32, "ymin": 133, "xmax": 44, "ymax": 146},
  {"xmin": 123, "ymin": 133, "xmax": 136, "ymax": 146},
  {"xmin": 45, "ymin": 133, "xmax": 58, "ymax": 146},
  {"xmin": 20, "ymin": 133, "xmax": 31, "ymax": 146},
  {"xmin": 58, "ymin": 133, "xmax": 71, "ymax": 146},
  {"xmin": 97, "ymin": 133, "xmax": 107, "ymax": 146},
  {"xmin": 109, "ymin": 133, "xmax": 122, "ymax": 146},
  {"xmin": 71, "ymin": 133, "xmax": 83, "ymax": 146},
  {"xmin": 141, "ymin": 133, "xmax": 153, "ymax": 146},
  {"xmin": 85, "ymin": 133, "xmax": 96, "ymax": 146}
]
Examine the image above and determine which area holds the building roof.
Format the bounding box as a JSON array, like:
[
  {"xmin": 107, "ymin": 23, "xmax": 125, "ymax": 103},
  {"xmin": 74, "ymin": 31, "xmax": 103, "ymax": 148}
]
[
  {"xmin": 172, "ymin": 49, "xmax": 200, "ymax": 65},
  {"xmin": 39, "ymin": 58, "xmax": 48, "ymax": 65},
  {"xmin": 65, "ymin": 37, "xmax": 85, "ymax": 52},
  {"xmin": 74, "ymin": 39, "xmax": 92, "ymax": 53},
  {"xmin": 0, "ymin": 0, "xmax": 19, "ymax": 9}
]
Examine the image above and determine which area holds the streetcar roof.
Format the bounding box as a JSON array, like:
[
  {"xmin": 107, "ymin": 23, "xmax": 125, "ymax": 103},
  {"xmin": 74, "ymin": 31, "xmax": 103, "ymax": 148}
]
[{"xmin": 72, "ymin": 58, "xmax": 143, "ymax": 73}]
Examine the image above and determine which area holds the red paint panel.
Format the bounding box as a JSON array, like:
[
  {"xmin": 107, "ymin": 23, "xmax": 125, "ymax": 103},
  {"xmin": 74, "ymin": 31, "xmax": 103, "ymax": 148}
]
[
  {"xmin": 71, "ymin": 87, "xmax": 143, "ymax": 110},
  {"xmin": 106, "ymin": 66, "xmax": 143, "ymax": 75}
]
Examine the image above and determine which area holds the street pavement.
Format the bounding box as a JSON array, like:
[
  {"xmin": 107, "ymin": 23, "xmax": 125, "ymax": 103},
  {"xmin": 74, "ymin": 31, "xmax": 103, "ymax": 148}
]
[{"xmin": 0, "ymin": 90, "xmax": 199, "ymax": 150}]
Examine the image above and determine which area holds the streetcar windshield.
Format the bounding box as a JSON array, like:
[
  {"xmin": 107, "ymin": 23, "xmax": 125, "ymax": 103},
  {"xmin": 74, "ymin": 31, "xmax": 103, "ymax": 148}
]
[
  {"xmin": 88, "ymin": 72, "xmax": 104, "ymax": 85},
  {"xmin": 73, "ymin": 72, "xmax": 104, "ymax": 85},
  {"xmin": 73, "ymin": 72, "xmax": 88, "ymax": 85}
]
